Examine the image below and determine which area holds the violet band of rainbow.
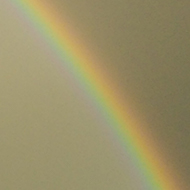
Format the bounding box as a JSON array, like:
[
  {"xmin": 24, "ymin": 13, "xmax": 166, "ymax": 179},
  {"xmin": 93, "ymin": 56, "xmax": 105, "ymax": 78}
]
[{"xmin": 11, "ymin": 0, "xmax": 181, "ymax": 189}]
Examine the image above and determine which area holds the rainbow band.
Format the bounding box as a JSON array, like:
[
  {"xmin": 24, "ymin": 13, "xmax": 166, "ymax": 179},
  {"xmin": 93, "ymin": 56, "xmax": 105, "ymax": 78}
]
[{"xmin": 12, "ymin": 0, "xmax": 180, "ymax": 189}]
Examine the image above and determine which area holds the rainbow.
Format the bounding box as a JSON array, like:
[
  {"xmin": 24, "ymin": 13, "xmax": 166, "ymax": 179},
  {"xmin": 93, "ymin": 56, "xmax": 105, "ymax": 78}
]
[{"xmin": 11, "ymin": 0, "xmax": 181, "ymax": 189}]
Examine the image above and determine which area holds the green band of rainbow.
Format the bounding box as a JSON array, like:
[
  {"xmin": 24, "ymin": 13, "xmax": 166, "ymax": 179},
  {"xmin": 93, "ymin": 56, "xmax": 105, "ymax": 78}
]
[{"xmin": 12, "ymin": 0, "xmax": 181, "ymax": 189}]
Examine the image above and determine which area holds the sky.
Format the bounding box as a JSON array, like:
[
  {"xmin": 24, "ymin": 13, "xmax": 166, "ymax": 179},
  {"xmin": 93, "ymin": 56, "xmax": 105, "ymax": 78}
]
[{"xmin": 0, "ymin": 0, "xmax": 190, "ymax": 189}]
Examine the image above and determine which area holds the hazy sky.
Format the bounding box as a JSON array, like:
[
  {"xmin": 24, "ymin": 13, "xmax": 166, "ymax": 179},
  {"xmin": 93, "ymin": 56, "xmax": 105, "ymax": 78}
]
[
  {"xmin": 1, "ymin": 0, "xmax": 190, "ymax": 189},
  {"xmin": 51, "ymin": 0, "xmax": 190, "ymax": 187}
]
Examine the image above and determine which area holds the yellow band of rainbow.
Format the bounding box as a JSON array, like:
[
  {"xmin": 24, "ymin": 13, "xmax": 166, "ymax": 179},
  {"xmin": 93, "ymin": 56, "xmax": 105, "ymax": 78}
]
[{"xmin": 12, "ymin": 0, "xmax": 181, "ymax": 189}]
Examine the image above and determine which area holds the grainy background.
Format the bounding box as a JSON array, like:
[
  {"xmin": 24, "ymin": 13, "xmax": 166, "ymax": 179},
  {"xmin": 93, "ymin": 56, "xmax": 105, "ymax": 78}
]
[{"xmin": 0, "ymin": 0, "xmax": 190, "ymax": 189}]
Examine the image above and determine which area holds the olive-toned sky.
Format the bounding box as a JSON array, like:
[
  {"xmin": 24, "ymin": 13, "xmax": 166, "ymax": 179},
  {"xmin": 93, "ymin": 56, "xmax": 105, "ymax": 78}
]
[{"xmin": 1, "ymin": 0, "xmax": 190, "ymax": 189}]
